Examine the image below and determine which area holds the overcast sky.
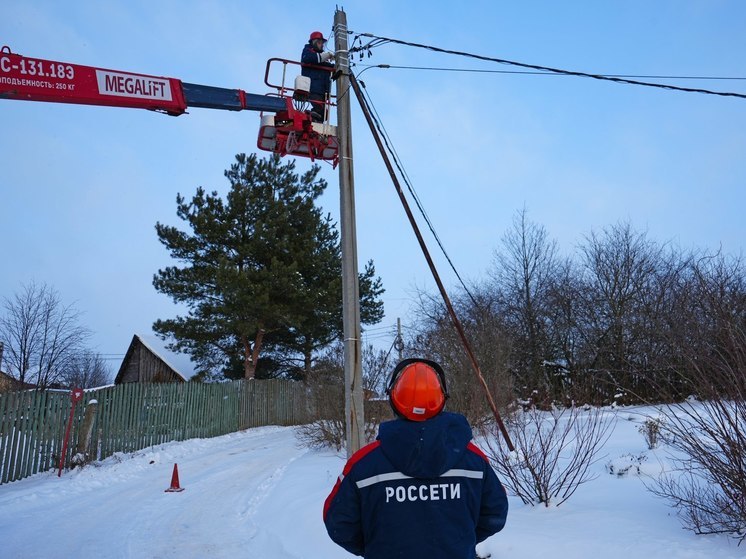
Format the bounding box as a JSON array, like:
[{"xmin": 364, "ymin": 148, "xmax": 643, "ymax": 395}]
[{"xmin": 2, "ymin": 1, "xmax": 745, "ymax": 368}]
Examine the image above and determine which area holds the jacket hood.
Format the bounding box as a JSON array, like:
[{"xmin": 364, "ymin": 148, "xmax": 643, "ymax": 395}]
[{"xmin": 376, "ymin": 412, "xmax": 473, "ymax": 478}]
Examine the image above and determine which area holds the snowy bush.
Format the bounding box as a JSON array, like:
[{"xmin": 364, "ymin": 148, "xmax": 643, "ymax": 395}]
[
  {"xmin": 638, "ymin": 416, "xmax": 664, "ymax": 449},
  {"xmin": 294, "ymin": 344, "xmax": 387, "ymax": 451},
  {"xmin": 294, "ymin": 382, "xmax": 379, "ymax": 451},
  {"xmin": 646, "ymin": 326, "xmax": 746, "ymax": 542},
  {"xmin": 647, "ymin": 398, "xmax": 746, "ymax": 541},
  {"xmin": 606, "ymin": 453, "xmax": 647, "ymax": 477},
  {"xmin": 482, "ymin": 405, "xmax": 615, "ymax": 507}
]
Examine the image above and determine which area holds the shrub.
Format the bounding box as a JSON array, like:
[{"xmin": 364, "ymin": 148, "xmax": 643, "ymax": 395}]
[
  {"xmin": 647, "ymin": 398, "xmax": 746, "ymax": 541},
  {"xmin": 294, "ymin": 343, "xmax": 392, "ymax": 451},
  {"xmin": 606, "ymin": 453, "xmax": 647, "ymax": 477},
  {"xmin": 638, "ymin": 416, "xmax": 664, "ymax": 450},
  {"xmin": 482, "ymin": 405, "xmax": 615, "ymax": 507},
  {"xmin": 646, "ymin": 325, "xmax": 746, "ymax": 542}
]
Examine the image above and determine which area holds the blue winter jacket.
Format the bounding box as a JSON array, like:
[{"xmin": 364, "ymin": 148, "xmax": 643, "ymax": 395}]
[
  {"xmin": 323, "ymin": 412, "xmax": 508, "ymax": 558},
  {"xmin": 301, "ymin": 42, "xmax": 334, "ymax": 95}
]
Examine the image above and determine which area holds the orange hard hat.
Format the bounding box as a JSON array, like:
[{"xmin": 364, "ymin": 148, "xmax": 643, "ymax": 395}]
[
  {"xmin": 387, "ymin": 359, "xmax": 448, "ymax": 421},
  {"xmin": 310, "ymin": 31, "xmax": 327, "ymax": 42}
]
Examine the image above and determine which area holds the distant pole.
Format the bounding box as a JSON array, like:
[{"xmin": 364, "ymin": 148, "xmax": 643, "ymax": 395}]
[
  {"xmin": 396, "ymin": 318, "xmax": 403, "ymax": 361},
  {"xmin": 334, "ymin": 7, "xmax": 364, "ymax": 457}
]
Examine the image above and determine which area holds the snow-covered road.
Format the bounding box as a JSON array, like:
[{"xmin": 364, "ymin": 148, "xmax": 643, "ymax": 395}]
[
  {"xmin": 2, "ymin": 417, "xmax": 744, "ymax": 558},
  {"xmin": 0, "ymin": 427, "xmax": 343, "ymax": 559}
]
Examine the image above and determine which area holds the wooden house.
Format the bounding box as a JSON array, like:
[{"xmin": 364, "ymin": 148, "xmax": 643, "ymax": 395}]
[
  {"xmin": 0, "ymin": 370, "xmax": 35, "ymax": 392},
  {"xmin": 0, "ymin": 370, "xmax": 19, "ymax": 392},
  {"xmin": 115, "ymin": 334, "xmax": 189, "ymax": 384}
]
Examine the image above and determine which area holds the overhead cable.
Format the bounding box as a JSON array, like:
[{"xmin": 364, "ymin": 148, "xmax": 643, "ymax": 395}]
[
  {"xmin": 348, "ymin": 31, "xmax": 746, "ymax": 100},
  {"xmin": 356, "ymin": 63, "xmax": 746, "ymax": 81}
]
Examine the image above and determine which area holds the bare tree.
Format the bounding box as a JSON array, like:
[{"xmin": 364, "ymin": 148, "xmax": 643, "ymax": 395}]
[
  {"xmin": 0, "ymin": 282, "xmax": 91, "ymax": 388},
  {"xmin": 295, "ymin": 342, "xmax": 393, "ymax": 451},
  {"xmin": 407, "ymin": 284, "xmax": 513, "ymax": 428},
  {"xmin": 482, "ymin": 405, "xmax": 615, "ymax": 507},
  {"xmin": 667, "ymin": 251, "xmax": 746, "ymax": 368},
  {"xmin": 60, "ymin": 351, "xmax": 112, "ymax": 388},
  {"xmin": 362, "ymin": 341, "xmax": 397, "ymax": 400},
  {"xmin": 492, "ymin": 207, "xmax": 561, "ymax": 401},
  {"xmin": 542, "ymin": 258, "xmax": 592, "ymax": 403},
  {"xmin": 575, "ymin": 222, "xmax": 671, "ymax": 402}
]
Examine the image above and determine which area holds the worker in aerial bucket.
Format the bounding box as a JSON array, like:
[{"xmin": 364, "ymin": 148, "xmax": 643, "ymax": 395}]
[
  {"xmin": 323, "ymin": 358, "xmax": 508, "ymax": 558},
  {"xmin": 301, "ymin": 30, "xmax": 335, "ymax": 122}
]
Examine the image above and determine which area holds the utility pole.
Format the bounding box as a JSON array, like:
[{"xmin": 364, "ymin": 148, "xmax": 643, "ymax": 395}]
[
  {"xmin": 334, "ymin": 7, "xmax": 364, "ymax": 457},
  {"xmin": 395, "ymin": 318, "xmax": 404, "ymax": 360}
]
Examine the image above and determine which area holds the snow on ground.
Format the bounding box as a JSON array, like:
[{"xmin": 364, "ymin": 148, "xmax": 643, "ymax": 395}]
[{"xmin": 1, "ymin": 408, "xmax": 744, "ymax": 558}]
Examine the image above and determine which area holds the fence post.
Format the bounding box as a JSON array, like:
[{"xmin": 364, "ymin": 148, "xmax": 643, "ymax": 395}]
[{"xmin": 72, "ymin": 399, "xmax": 99, "ymax": 467}]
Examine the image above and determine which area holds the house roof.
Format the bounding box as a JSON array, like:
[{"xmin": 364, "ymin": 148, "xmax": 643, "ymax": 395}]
[
  {"xmin": 0, "ymin": 370, "xmax": 35, "ymax": 390},
  {"xmin": 136, "ymin": 334, "xmax": 196, "ymax": 380},
  {"xmin": 115, "ymin": 334, "xmax": 197, "ymax": 382}
]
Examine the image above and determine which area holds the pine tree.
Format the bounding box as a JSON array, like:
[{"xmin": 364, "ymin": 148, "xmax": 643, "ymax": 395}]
[
  {"xmin": 153, "ymin": 153, "xmax": 383, "ymax": 379},
  {"xmin": 270, "ymin": 258, "xmax": 384, "ymax": 379}
]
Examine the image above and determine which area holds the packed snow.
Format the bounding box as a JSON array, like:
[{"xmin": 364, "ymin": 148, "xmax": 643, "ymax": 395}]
[{"xmin": 1, "ymin": 407, "xmax": 743, "ymax": 558}]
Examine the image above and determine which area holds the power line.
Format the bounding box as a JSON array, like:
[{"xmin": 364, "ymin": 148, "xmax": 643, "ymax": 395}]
[
  {"xmin": 348, "ymin": 31, "xmax": 746, "ymax": 100},
  {"xmin": 363, "ymin": 323, "xmax": 397, "ymax": 332},
  {"xmin": 357, "ymin": 63, "xmax": 746, "ymax": 81}
]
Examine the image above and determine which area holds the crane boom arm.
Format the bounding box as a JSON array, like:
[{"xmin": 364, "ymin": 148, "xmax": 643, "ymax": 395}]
[{"xmin": 0, "ymin": 47, "xmax": 285, "ymax": 115}]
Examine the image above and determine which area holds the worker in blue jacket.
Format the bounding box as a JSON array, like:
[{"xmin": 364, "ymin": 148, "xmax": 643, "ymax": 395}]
[
  {"xmin": 323, "ymin": 358, "xmax": 508, "ymax": 559},
  {"xmin": 301, "ymin": 31, "xmax": 334, "ymax": 122}
]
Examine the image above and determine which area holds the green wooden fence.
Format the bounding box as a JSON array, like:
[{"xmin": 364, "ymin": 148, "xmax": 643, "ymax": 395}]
[{"xmin": 0, "ymin": 379, "xmax": 312, "ymax": 485}]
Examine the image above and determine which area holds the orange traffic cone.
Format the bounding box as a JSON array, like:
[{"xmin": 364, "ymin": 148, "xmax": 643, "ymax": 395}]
[{"xmin": 165, "ymin": 463, "xmax": 185, "ymax": 492}]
